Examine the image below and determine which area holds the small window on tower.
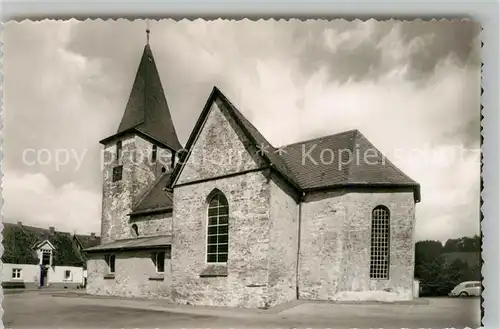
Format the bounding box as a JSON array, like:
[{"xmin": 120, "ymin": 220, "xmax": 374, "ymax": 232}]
[
  {"xmin": 152, "ymin": 145, "xmax": 157, "ymax": 162},
  {"xmin": 116, "ymin": 141, "xmax": 122, "ymax": 162},
  {"xmin": 112, "ymin": 165, "xmax": 123, "ymax": 182}
]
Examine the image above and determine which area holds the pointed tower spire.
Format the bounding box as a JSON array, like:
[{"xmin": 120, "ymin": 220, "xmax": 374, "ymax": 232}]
[{"xmin": 100, "ymin": 32, "xmax": 182, "ymax": 151}]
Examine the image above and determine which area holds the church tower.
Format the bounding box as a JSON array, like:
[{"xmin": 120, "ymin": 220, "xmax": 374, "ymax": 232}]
[{"xmin": 99, "ymin": 32, "xmax": 182, "ymax": 244}]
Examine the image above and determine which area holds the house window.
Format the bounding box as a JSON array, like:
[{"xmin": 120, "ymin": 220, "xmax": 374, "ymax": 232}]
[
  {"xmin": 370, "ymin": 205, "xmax": 390, "ymax": 279},
  {"xmin": 112, "ymin": 165, "xmax": 123, "ymax": 182},
  {"xmin": 155, "ymin": 252, "xmax": 165, "ymax": 273},
  {"xmin": 64, "ymin": 270, "xmax": 71, "ymax": 280},
  {"xmin": 152, "ymin": 145, "xmax": 157, "ymax": 162},
  {"xmin": 206, "ymin": 192, "xmax": 229, "ymax": 264},
  {"xmin": 116, "ymin": 141, "xmax": 122, "ymax": 161},
  {"xmin": 105, "ymin": 254, "xmax": 116, "ymax": 274},
  {"xmin": 42, "ymin": 250, "xmax": 51, "ymax": 266},
  {"xmin": 12, "ymin": 268, "xmax": 22, "ymax": 279}
]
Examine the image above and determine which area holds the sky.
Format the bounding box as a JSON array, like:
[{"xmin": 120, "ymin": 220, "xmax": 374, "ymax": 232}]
[{"xmin": 2, "ymin": 19, "xmax": 481, "ymax": 242}]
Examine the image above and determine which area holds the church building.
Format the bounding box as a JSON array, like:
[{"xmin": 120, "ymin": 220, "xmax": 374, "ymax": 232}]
[{"xmin": 84, "ymin": 37, "xmax": 421, "ymax": 308}]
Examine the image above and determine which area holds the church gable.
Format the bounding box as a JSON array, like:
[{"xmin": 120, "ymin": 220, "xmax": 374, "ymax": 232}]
[{"xmin": 175, "ymin": 95, "xmax": 266, "ymax": 185}]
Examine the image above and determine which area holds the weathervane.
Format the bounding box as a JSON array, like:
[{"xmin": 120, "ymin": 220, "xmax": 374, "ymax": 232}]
[{"xmin": 146, "ymin": 20, "xmax": 150, "ymax": 45}]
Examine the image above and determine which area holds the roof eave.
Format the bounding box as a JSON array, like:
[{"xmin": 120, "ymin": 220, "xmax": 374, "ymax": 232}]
[
  {"xmin": 129, "ymin": 206, "xmax": 173, "ymax": 217},
  {"xmin": 303, "ymin": 183, "xmax": 421, "ymax": 202},
  {"xmin": 99, "ymin": 128, "xmax": 179, "ymax": 152},
  {"xmin": 268, "ymin": 164, "xmax": 302, "ymax": 195},
  {"xmin": 83, "ymin": 244, "xmax": 171, "ymax": 254}
]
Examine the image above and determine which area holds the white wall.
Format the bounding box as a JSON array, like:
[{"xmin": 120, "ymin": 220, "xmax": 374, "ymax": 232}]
[
  {"xmin": 2, "ymin": 263, "xmax": 84, "ymax": 285},
  {"xmin": 2, "ymin": 264, "xmax": 40, "ymax": 283},
  {"xmin": 49, "ymin": 266, "xmax": 85, "ymax": 284}
]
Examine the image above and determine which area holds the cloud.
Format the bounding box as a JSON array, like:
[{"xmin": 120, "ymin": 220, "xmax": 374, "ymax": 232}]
[
  {"xmin": 2, "ymin": 19, "xmax": 481, "ymax": 242},
  {"xmin": 2, "ymin": 171, "xmax": 101, "ymax": 235}
]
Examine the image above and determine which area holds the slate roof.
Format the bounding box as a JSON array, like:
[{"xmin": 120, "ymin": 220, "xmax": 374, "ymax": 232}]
[
  {"xmin": 1, "ymin": 222, "xmax": 100, "ymax": 266},
  {"xmin": 279, "ymin": 129, "xmax": 419, "ymax": 191},
  {"xmin": 130, "ymin": 173, "xmax": 174, "ymax": 216},
  {"xmin": 74, "ymin": 234, "xmax": 101, "ymax": 249},
  {"xmin": 84, "ymin": 235, "xmax": 172, "ymax": 253},
  {"xmin": 100, "ymin": 44, "xmax": 182, "ymax": 151},
  {"xmin": 166, "ymin": 86, "xmax": 420, "ymax": 202}
]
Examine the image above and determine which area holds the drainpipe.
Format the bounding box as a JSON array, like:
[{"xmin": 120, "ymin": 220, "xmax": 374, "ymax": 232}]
[{"xmin": 295, "ymin": 191, "xmax": 305, "ymax": 300}]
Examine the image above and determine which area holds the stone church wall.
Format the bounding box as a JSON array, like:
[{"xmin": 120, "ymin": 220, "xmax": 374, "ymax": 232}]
[
  {"xmin": 130, "ymin": 212, "xmax": 173, "ymax": 237},
  {"xmin": 299, "ymin": 189, "xmax": 416, "ymax": 301},
  {"xmin": 175, "ymin": 100, "xmax": 265, "ymax": 186},
  {"xmin": 101, "ymin": 135, "xmax": 172, "ymax": 244},
  {"xmin": 86, "ymin": 249, "xmax": 172, "ymax": 299},
  {"xmin": 100, "ymin": 135, "xmax": 136, "ymax": 244},
  {"xmin": 267, "ymin": 175, "xmax": 300, "ymax": 307},
  {"xmin": 171, "ymin": 171, "xmax": 272, "ymax": 308}
]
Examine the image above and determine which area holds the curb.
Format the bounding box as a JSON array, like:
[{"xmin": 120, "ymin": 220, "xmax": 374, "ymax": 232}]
[
  {"xmin": 51, "ymin": 293, "xmax": 301, "ymax": 316},
  {"xmin": 301, "ymin": 298, "xmax": 431, "ymax": 306}
]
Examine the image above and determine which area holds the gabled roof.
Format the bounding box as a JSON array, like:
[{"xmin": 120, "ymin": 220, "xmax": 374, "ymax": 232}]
[
  {"xmin": 32, "ymin": 240, "xmax": 56, "ymax": 250},
  {"xmin": 130, "ymin": 172, "xmax": 174, "ymax": 216},
  {"xmin": 279, "ymin": 129, "xmax": 420, "ymax": 200},
  {"xmin": 100, "ymin": 44, "xmax": 182, "ymax": 151},
  {"xmin": 167, "ymin": 87, "xmax": 301, "ymax": 191},
  {"xmin": 1, "ymin": 222, "xmax": 100, "ymax": 266},
  {"xmin": 167, "ymin": 86, "xmax": 420, "ymax": 202}
]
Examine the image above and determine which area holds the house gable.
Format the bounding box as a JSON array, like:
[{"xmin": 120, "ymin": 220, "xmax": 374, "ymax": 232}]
[
  {"xmin": 33, "ymin": 240, "xmax": 56, "ymax": 251},
  {"xmin": 174, "ymin": 91, "xmax": 267, "ymax": 186}
]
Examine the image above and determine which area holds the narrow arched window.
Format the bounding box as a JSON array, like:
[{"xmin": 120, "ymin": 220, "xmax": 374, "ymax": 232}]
[
  {"xmin": 131, "ymin": 224, "xmax": 139, "ymax": 237},
  {"xmin": 370, "ymin": 205, "xmax": 390, "ymax": 279},
  {"xmin": 151, "ymin": 145, "xmax": 157, "ymax": 162},
  {"xmin": 207, "ymin": 192, "xmax": 229, "ymax": 263}
]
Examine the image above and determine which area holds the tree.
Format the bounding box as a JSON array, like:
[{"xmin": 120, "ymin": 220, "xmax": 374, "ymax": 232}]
[{"xmin": 415, "ymin": 235, "xmax": 481, "ymax": 297}]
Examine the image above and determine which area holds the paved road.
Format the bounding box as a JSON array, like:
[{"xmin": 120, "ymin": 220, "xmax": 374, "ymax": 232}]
[{"xmin": 2, "ymin": 291, "xmax": 481, "ymax": 329}]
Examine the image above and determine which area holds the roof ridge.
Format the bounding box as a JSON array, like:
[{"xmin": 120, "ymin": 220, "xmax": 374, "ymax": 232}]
[
  {"xmin": 279, "ymin": 129, "xmax": 360, "ymax": 149},
  {"xmin": 4, "ymin": 222, "xmax": 72, "ymax": 235}
]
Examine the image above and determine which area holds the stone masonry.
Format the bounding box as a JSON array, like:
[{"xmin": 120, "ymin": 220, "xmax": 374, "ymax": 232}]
[
  {"xmin": 129, "ymin": 212, "xmax": 173, "ymax": 238},
  {"xmin": 172, "ymin": 172, "xmax": 271, "ymax": 308},
  {"xmin": 86, "ymin": 249, "xmax": 172, "ymax": 299},
  {"xmin": 88, "ymin": 42, "xmax": 419, "ymax": 308},
  {"xmin": 299, "ymin": 189, "xmax": 416, "ymax": 301},
  {"xmin": 100, "ymin": 135, "xmax": 172, "ymax": 244},
  {"xmin": 90, "ymin": 92, "xmax": 418, "ymax": 307}
]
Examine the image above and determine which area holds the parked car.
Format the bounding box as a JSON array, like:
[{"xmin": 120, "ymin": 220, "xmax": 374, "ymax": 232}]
[{"xmin": 449, "ymin": 281, "xmax": 481, "ymax": 297}]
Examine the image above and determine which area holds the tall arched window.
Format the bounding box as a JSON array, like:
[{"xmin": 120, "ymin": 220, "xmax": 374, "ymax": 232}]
[
  {"xmin": 370, "ymin": 205, "xmax": 390, "ymax": 279},
  {"xmin": 207, "ymin": 191, "xmax": 229, "ymax": 263}
]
